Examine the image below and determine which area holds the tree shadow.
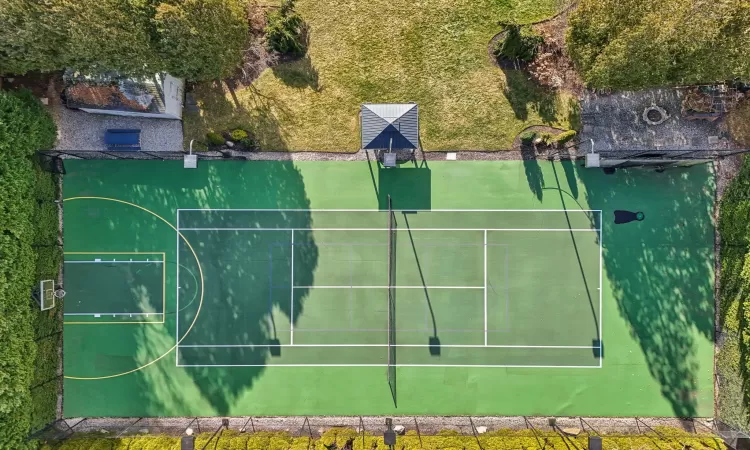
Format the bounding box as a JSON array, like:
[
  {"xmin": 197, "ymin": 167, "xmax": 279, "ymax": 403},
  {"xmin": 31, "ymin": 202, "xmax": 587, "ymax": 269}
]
[
  {"xmin": 520, "ymin": 142, "xmax": 544, "ymax": 201},
  {"xmin": 501, "ymin": 68, "xmax": 559, "ymax": 123},
  {"xmin": 575, "ymin": 163, "xmax": 715, "ymax": 417},
  {"xmin": 185, "ymin": 80, "xmax": 291, "ymax": 151},
  {"xmin": 272, "ymin": 55, "xmax": 320, "ymax": 92}
]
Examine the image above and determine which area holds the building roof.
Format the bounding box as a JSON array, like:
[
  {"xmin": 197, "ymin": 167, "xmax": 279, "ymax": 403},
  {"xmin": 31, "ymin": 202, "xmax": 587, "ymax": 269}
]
[
  {"xmin": 63, "ymin": 70, "xmax": 167, "ymax": 114},
  {"xmin": 361, "ymin": 103, "xmax": 419, "ymax": 150}
]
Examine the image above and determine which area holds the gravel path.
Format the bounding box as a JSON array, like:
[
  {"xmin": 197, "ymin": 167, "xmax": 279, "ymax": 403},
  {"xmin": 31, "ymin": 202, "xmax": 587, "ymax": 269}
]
[{"xmin": 53, "ymin": 106, "xmax": 183, "ymax": 152}]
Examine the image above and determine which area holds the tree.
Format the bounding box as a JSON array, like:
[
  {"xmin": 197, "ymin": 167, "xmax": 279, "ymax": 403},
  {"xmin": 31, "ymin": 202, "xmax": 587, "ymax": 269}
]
[
  {"xmin": 153, "ymin": 0, "xmax": 248, "ymax": 81},
  {"xmin": 0, "ymin": 0, "xmax": 69, "ymax": 74},
  {"xmin": 567, "ymin": 0, "xmax": 750, "ymax": 89},
  {"xmin": 265, "ymin": 0, "xmax": 307, "ymax": 57}
]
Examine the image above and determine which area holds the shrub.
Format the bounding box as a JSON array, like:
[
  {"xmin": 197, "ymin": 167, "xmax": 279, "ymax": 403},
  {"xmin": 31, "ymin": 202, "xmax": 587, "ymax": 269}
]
[
  {"xmin": 0, "ymin": 90, "xmax": 57, "ymax": 448},
  {"xmin": 230, "ymin": 128, "xmax": 248, "ymax": 141},
  {"xmin": 553, "ymin": 130, "xmax": 577, "ymax": 145},
  {"xmin": 206, "ymin": 131, "xmax": 225, "ymax": 146},
  {"xmin": 266, "ymin": 0, "xmax": 307, "ymax": 57},
  {"xmin": 519, "ymin": 130, "xmax": 536, "ymax": 143},
  {"xmin": 239, "ymin": 137, "xmax": 256, "ymax": 150},
  {"xmin": 494, "ymin": 25, "xmax": 543, "ymax": 63},
  {"xmin": 539, "ymin": 132, "xmax": 554, "ymax": 145}
]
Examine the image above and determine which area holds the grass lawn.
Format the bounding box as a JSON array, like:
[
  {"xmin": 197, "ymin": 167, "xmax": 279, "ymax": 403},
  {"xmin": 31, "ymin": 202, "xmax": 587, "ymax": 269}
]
[{"xmin": 184, "ymin": 0, "xmax": 578, "ymax": 151}]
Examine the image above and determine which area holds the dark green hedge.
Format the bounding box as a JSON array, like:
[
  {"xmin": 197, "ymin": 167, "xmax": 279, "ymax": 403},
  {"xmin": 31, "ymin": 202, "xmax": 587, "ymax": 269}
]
[
  {"xmin": 717, "ymin": 155, "xmax": 750, "ymax": 430},
  {"xmin": 0, "ymin": 89, "xmax": 57, "ymax": 449}
]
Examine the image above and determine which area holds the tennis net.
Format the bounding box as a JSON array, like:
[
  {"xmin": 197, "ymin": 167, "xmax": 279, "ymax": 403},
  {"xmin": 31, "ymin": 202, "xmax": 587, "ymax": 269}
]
[{"xmin": 387, "ymin": 195, "xmax": 396, "ymax": 403}]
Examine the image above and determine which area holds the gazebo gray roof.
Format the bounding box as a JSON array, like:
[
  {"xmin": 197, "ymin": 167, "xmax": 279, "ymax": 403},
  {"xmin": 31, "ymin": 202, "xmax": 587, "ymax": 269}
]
[{"xmin": 361, "ymin": 103, "xmax": 419, "ymax": 150}]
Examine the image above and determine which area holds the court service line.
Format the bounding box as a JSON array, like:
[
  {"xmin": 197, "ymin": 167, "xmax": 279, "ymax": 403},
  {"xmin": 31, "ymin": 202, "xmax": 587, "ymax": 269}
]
[
  {"xmin": 177, "ymin": 208, "xmax": 603, "ymax": 213},
  {"xmin": 176, "ymin": 363, "xmax": 601, "ymax": 369},
  {"xmin": 178, "ymin": 343, "xmax": 598, "ymax": 349},
  {"xmin": 292, "ymin": 285, "xmax": 485, "ymax": 289},
  {"xmin": 484, "ymin": 229, "xmax": 488, "ymax": 347},
  {"xmin": 290, "ymin": 230, "xmax": 295, "ymax": 345},
  {"xmin": 178, "ymin": 227, "xmax": 600, "ymax": 232}
]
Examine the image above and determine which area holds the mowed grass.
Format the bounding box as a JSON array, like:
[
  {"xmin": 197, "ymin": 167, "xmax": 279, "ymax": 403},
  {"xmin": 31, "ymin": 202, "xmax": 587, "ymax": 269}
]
[{"xmin": 184, "ymin": 0, "xmax": 577, "ymax": 151}]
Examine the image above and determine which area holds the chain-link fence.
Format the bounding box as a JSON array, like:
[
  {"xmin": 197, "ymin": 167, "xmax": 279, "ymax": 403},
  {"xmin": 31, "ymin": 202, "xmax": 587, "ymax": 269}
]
[{"xmin": 29, "ymin": 415, "xmax": 746, "ymax": 445}]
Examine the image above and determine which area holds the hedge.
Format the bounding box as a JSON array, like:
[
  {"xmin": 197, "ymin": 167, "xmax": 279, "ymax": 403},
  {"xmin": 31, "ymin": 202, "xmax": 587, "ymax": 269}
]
[
  {"xmin": 717, "ymin": 155, "xmax": 750, "ymax": 430},
  {"xmin": 0, "ymin": 89, "xmax": 57, "ymax": 449},
  {"xmin": 39, "ymin": 427, "xmax": 725, "ymax": 450}
]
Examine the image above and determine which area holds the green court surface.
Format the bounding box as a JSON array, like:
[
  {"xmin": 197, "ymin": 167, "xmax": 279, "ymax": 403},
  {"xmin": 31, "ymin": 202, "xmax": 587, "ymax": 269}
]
[{"xmin": 62, "ymin": 159, "xmax": 715, "ymax": 418}]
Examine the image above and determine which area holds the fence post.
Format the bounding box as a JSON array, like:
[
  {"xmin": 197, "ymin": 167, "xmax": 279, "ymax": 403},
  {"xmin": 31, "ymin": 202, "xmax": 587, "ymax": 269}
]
[
  {"xmin": 414, "ymin": 418, "xmax": 423, "ymax": 448},
  {"xmin": 468, "ymin": 417, "xmax": 483, "ymax": 450}
]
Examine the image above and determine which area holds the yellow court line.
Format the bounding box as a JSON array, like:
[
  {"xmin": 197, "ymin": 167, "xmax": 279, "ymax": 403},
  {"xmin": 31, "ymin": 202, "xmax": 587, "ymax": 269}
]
[
  {"xmin": 63, "ymin": 252, "xmax": 167, "ymax": 325},
  {"xmin": 62, "ymin": 196, "xmax": 205, "ymax": 380}
]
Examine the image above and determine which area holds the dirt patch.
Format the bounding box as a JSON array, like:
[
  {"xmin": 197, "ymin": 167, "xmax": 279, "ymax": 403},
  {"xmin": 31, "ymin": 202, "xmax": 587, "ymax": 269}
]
[
  {"xmin": 529, "ymin": 9, "xmax": 585, "ymax": 97},
  {"xmin": 727, "ymin": 99, "xmax": 750, "ymax": 148},
  {"xmin": 0, "ymin": 71, "xmax": 64, "ymax": 102}
]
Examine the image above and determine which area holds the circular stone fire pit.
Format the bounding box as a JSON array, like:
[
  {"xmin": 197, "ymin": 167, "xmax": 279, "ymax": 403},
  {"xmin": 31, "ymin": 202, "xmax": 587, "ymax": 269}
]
[{"xmin": 642, "ymin": 105, "xmax": 669, "ymax": 125}]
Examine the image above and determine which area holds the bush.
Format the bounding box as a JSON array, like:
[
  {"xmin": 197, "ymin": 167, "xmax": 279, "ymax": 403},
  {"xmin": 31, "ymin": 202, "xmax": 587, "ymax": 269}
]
[
  {"xmin": 0, "ymin": 90, "xmax": 57, "ymax": 448},
  {"xmin": 519, "ymin": 130, "xmax": 536, "ymax": 143},
  {"xmin": 539, "ymin": 132, "xmax": 554, "ymax": 145},
  {"xmin": 239, "ymin": 137, "xmax": 256, "ymax": 150},
  {"xmin": 153, "ymin": 0, "xmax": 249, "ymax": 81},
  {"xmin": 266, "ymin": 0, "xmax": 307, "ymax": 57},
  {"xmin": 206, "ymin": 131, "xmax": 225, "ymax": 146},
  {"xmin": 553, "ymin": 130, "xmax": 577, "ymax": 145},
  {"xmin": 494, "ymin": 25, "xmax": 543, "ymax": 63},
  {"xmin": 230, "ymin": 128, "xmax": 248, "ymax": 141}
]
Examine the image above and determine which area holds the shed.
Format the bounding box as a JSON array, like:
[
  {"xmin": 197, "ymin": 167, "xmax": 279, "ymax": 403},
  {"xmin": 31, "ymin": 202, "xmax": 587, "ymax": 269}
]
[
  {"xmin": 63, "ymin": 70, "xmax": 184, "ymax": 120},
  {"xmin": 361, "ymin": 103, "xmax": 419, "ymax": 150}
]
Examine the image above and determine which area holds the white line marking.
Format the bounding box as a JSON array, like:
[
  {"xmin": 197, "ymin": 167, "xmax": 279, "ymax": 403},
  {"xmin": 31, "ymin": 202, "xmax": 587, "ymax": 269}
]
[
  {"xmin": 484, "ymin": 229, "xmax": 488, "ymax": 346},
  {"xmin": 64, "ymin": 260, "xmax": 164, "ymax": 264},
  {"xmin": 176, "ymin": 209, "xmax": 180, "ymax": 366},
  {"xmin": 599, "ymin": 222, "xmax": 604, "ymax": 368},
  {"xmin": 64, "ymin": 312, "xmax": 164, "ymax": 316},
  {"xmin": 178, "ymin": 228, "xmax": 599, "ymax": 232},
  {"xmin": 177, "ymin": 208, "xmax": 602, "ymax": 212},
  {"xmin": 290, "ymin": 230, "xmax": 295, "ymax": 346},
  {"xmin": 176, "ymin": 363, "xmax": 601, "ymax": 368},
  {"xmin": 178, "ymin": 343, "xmax": 598, "ymax": 349},
  {"xmin": 292, "ymin": 285, "xmax": 485, "ymax": 289}
]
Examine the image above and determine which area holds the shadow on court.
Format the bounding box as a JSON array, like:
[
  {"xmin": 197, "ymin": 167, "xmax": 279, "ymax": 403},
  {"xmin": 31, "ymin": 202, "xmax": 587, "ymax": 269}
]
[
  {"xmin": 365, "ymin": 151, "xmax": 432, "ymax": 210},
  {"xmin": 573, "ymin": 162, "xmax": 715, "ymax": 417}
]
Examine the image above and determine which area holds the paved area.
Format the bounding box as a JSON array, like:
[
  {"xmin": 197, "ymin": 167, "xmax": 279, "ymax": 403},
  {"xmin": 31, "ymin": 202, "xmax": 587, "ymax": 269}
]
[
  {"xmin": 579, "ymin": 88, "xmax": 734, "ymax": 152},
  {"xmin": 53, "ymin": 106, "xmax": 183, "ymax": 152}
]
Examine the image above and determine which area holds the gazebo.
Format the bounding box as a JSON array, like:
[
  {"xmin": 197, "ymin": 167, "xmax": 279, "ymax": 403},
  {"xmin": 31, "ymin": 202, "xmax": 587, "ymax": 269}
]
[{"xmin": 361, "ymin": 103, "xmax": 419, "ymax": 166}]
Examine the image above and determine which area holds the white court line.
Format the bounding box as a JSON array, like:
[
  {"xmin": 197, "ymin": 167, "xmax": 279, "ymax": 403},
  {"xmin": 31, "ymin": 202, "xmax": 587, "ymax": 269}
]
[
  {"xmin": 64, "ymin": 312, "xmax": 164, "ymax": 316},
  {"xmin": 178, "ymin": 343, "xmax": 598, "ymax": 349},
  {"xmin": 290, "ymin": 230, "xmax": 295, "ymax": 346},
  {"xmin": 177, "ymin": 363, "xmax": 601, "ymax": 368},
  {"xmin": 177, "ymin": 208, "xmax": 602, "ymax": 212},
  {"xmin": 176, "ymin": 210, "xmax": 180, "ymax": 366},
  {"xmin": 178, "ymin": 228, "xmax": 599, "ymax": 232},
  {"xmin": 484, "ymin": 229, "xmax": 488, "ymax": 346},
  {"xmin": 292, "ymin": 285, "xmax": 485, "ymax": 289},
  {"xmin": 64, "ymin": 260, "xmax": 163, "ymax": 264},
  {"xmin": 599, "ymin": 222, "xmax": 604, "ymax": 368}
]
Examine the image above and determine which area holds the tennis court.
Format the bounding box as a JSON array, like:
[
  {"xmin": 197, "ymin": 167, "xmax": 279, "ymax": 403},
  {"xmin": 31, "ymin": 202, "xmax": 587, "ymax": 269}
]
[
  {"xmin": 175, "ymin": 208, "xmax": 602, "ymax": 369},
  {"xmin": 62, "ymin": 159, "xmax": 715, "ymax": 418}
]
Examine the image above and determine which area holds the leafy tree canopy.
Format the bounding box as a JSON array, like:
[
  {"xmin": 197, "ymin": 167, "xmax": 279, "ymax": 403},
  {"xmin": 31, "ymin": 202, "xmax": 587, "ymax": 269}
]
[{"xmin": 0, "ymin": 0, "xmax": 250, "ymax": 81}]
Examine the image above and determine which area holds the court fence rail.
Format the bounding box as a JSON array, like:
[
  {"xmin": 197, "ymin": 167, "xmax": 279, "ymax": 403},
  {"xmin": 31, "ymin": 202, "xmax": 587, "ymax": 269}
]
[{"xmin": 29, "ymin": 415, "xmax": 750, "ymax": 448}]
